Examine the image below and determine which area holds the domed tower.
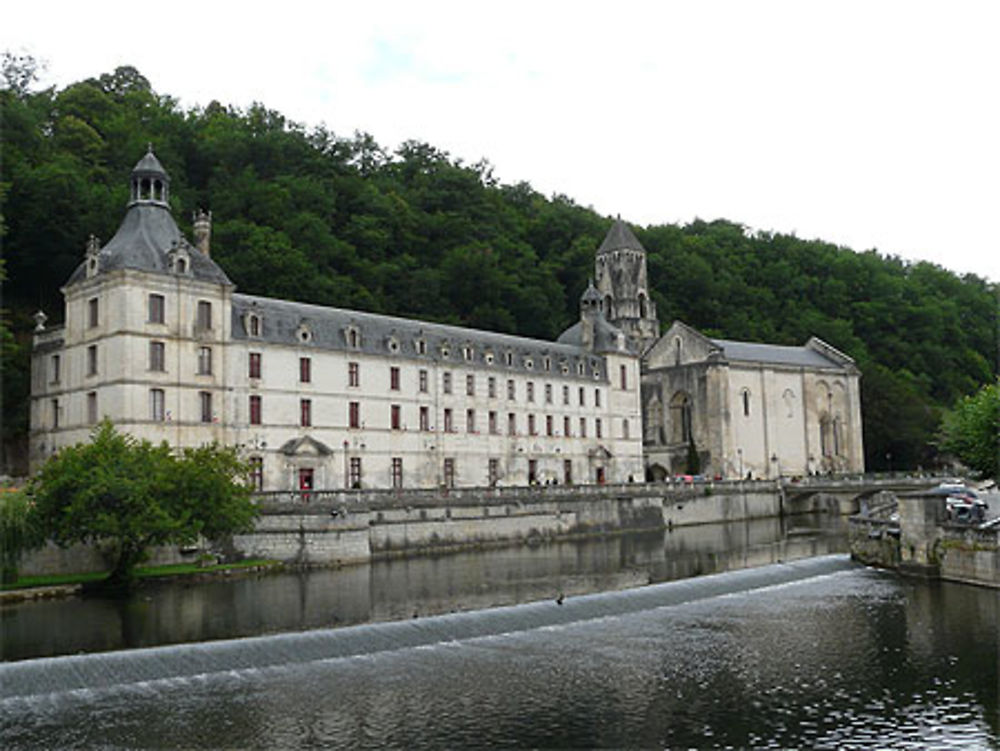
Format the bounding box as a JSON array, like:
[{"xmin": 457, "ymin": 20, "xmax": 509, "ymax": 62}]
[{"xmin": 594, "ymin": 219, "xmax": 659, "ymax": 354}]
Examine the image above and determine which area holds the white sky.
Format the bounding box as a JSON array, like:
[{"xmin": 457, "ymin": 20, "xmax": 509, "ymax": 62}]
[{"xmin": 5, "ymin": 0, "xmax": 999, "ymax": 281}]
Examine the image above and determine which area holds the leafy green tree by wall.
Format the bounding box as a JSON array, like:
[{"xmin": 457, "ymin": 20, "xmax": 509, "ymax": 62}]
[
  {"xmin": 27, "ymin": 421, "xmax": 257, "ymax": 592},
  {"xmin": 938, "ymin": 382, "xmax": 999, "ymax": 480}
]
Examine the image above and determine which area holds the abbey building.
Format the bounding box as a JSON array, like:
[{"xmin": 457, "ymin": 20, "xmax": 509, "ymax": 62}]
[
  {"xmin": 29, "ymin": 150, "xmax": 644, "ymax": 490},
  {"xmin": 29, "ymin": 149, "xmax": 863, "ymax": 487}
]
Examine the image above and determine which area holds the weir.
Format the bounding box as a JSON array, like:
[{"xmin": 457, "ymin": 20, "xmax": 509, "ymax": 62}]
[{"xmin": 0, "ymin": 554, "xmax": 855, "ymax": 703}]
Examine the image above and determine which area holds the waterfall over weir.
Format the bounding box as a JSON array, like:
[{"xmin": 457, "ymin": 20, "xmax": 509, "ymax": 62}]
[{"xmin": 1, "ymin": 555, "xmax": 855, "ymax": 703}]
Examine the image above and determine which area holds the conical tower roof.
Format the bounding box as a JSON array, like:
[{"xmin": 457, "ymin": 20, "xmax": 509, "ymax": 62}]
[{"xmin": 597, "ymin": 218, "xmax": 645, "ymax": 255}]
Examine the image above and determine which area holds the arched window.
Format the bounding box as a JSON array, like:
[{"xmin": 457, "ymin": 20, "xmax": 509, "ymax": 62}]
[
  {"xmin": 670, "ymin": 392, "xmax": 693, "ymax": 444},
  {"xmin": 639, "ymin": 293, "xmax": 648, "ymax": 318},
  {"xmin": 604, "ymin": 295, "xmax": 613, "ymax": 317},
  {"xmin": 674, "ymin": 337, "xmax": 683, "ymax": 366}
]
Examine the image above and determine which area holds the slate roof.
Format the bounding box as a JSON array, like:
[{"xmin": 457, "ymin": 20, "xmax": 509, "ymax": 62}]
[
  {"xmin": 709, "ymin": 338, "xmax": 843, "ymax": 368},
  {"xmin": 597, "ymin": 219, "xmax": 646, "ymax": 254},
  {"xmin": 232, "ymin": 293, "xmax": 610, "ymax": 380},
  {"xmin": 556, "ymin": 316, "xmax": 631, "ymax": 355},
  {"xmin": 66, "ymin": 204, "xmax": 232, "ymax": 286},
  {"xmin": 66, "ymin": 150, "xmax": 231, "ymax": 286}
]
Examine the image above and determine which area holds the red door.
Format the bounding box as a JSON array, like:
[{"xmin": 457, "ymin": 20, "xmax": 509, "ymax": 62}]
[{"xmin": 298, "ymin": 468, "xmax": 314, "ymax": 502}]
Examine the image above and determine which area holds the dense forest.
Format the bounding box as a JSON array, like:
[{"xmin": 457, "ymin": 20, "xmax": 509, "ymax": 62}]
[{"xmin": 2, "ymin": 58, "xmax": 997, "ymax": 474}]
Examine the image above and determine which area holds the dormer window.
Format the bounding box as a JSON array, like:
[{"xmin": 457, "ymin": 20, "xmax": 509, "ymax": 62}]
[
  {"xmin": 561, "ymin": 361, "xmax": 570, "ymax": 375},
  {"xmin": 505, "ymin": 351, "xmax": 514, "ymax": 367},
  {"xmin": 297, "ymin": 323, "xmax": 313, "ymax": 344},
  {"xmin": 484, "ymin": 351, "xmax": 495, "ymax": 365},
  {"xmin": 87, "ymin": 258, "xmax": 98, "ymax": 277},
  {"xmin": 543, "ymin": 356, "xmax": 551, "ymax": 372},
  {"xmin": 386, "ymin": 336, "xmax": 400, "ymax": 354},
  {"xmin": 440, "ymin": 340, "xmax": 451, "ymax": 359},
  {"xmin": 415, "ymin": 338, "xmax": 427, "ymax": 355},
  {"xmin": 247, "ymin": 313, "xmax": 261, "ymax": 337},
  {"xmin": 344, "ymin": 325, "xmax": 360, "ymax": 349},
  {"xmin": 524, "ymin": 358, "xmax": 534, "ymax": 370},
  {"xmin": 462, "ymin": 345, "xmax": 474, "ymax": 361},
  {"xmin": 577, "ymin": 362, "xmax": 585, "ymax": 376}
]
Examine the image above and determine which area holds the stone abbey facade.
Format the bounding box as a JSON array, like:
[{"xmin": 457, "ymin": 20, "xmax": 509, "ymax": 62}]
[
  {"xmin": 29, "ymin": 149, "xmax": 863, "ymax": 487},
  {"xmin": 29, "ymin": 150, "xmax": 644, "ymax": 490}
]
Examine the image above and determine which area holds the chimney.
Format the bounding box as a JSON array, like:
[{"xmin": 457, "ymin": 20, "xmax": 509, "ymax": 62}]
[{"xmin": 193, "ymin": 209, "xmax": 212, "ymax": 256}]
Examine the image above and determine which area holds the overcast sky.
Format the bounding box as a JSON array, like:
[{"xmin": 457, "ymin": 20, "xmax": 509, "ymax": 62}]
[{"xmin": 5, "ymin": 1, "xmax": 998, "ymax": 281}]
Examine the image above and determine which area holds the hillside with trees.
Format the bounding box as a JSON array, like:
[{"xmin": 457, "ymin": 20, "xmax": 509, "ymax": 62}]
[{"xmin": 2, "ymin": 58, "xmax": 996, "ymax": 474}]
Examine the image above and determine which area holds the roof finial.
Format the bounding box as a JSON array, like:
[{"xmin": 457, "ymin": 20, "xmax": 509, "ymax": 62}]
[{"xmin": 147, "ymin": 142, "xmax": 153, "ymax": 154}]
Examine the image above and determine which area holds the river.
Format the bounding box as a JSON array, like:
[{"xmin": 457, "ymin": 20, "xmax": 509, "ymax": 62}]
[{"xmin": 1, "ymin": 515, "xmax": 997, "ymax": 748}]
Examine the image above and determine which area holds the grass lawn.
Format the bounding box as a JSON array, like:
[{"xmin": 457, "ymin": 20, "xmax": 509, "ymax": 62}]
[{"xmin": 2, "ymin": 559, "xmax": 283, "ymax": 591}]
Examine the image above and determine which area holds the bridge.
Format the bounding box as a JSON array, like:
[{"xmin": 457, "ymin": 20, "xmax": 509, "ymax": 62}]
[{"xmin": 779, "ymin": 475, "xmax": 948, "ymax": 516}]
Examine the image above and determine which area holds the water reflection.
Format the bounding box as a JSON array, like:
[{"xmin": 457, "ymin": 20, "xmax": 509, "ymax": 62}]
[{"xmin": 1, "ymin": 514, "xmax": 845, "ymax": 661}]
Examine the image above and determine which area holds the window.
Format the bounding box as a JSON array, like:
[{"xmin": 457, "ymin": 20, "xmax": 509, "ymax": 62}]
[
  {"xmin": 412, "ymin": 369, "xmax": 425, "ymax": 394},
  {"xmin": 488, "ymin": 377, "xmax": 496, "ymax": 398},
  {"xmin": 420, "ymin": 406, "xmax": 430, "ymax": 431},
  {"xmin": 508, "ymin": 412, "xmax": 516, "ymax": 436},
  {"xmin": 528, "ymin": 459, "xmax": 538, "ymax": 485},
  {"xmin": 391, "ymin": 458, "xmax": 403, "ymax": 489},
  {"xmin": 148, "ymin": 294, "xmax": 165, "ymax": 324},
  {"xmin": 347, "ymin": 328, "xmax": 359, "ymax": 349},
  {"xmin": 443, "ymin": 372, "xmax": 452, "ymax": 394},
  {"xmin": 562, "ymin": 385, "xmax": 569, "ymax": 405},
  {"xmin": 623, "ymin": 419, "xmax": 630, "ymax": 439},
  {"xmin": 50, "ymin": 354, "xmax": 61, "ymax": 383},
  {"xmin": 349, "ymin": 457, "xmax": 362, "ymax": 489},
  {"xmin": 149, "ymin": 341, "xmax": 164, "ymax": 372},
  {"xmin": 300, "ymin": 357, "xmax": 312, "ymax": 383},
  {"xmin": 390, "ymin": 366, "xmax": 400, "ymax": 391},
  {"xmin": 249, "ymin": 457, "xmax": 263, "ymax": 491},
  {"xmin": 564, "ymin": 459, "xmax": 573, "ymax": 485},
  {"xmin": 488, "ymin": 410, "xmax": 498, "ymax": 434},
  {"xmin": 742, "ymin": 389, "xmax": 751, "ymax": 417},
  {"xmin": 87, "ymin": 392, "xmax": 98, "ymax": 424},
  {"xmin": 150, "ymin": 389, "xmax": 165, "ymax": 421},
  {"xmin": 466, "ymin": 374, "xmax": 475, "ymax": 396},
  {"xmin": 595, "ymin": 417, "xmax": 603, "ymax": 439},
  {"xmin": 443, "ymin": 458, "xmax": 455, "ymax": 488},
  {"xmin": 87, "ymin": 345, "xmax": 98, "ymax": 376},
  {"xmin": 545, "ymin": 384, "xmax": 552, "ymax": 404},
  {"xmin": 527, "ymin": 382, "xmax": 535, "ymax": 402},
  {"xmin": 528, "ymin": 414, "xmax": 536, "ymax": 435},
  {"xmin": 507, "ymin": 379, "xmax": 515, "ymax": 400},
  {"xmin": 416, "ymin": 339, "xmax": 426, "ymax": 355},
  {"xmin": 300, "ymin": 399, "xmax": 312, "ymax": 427},
  {"xmin": 196, "ymin": 300, "xmax": 212, "ymax": 330},
  {"xmin": 199, "ymin": 391, "xmax": 212, "ymax": 423},
  {"xmin": 198, "ymin": 346, "xmax": 212, "ymax": 375},
  {"xmin": 348, "ymin": 362, "xmax": 360, "ymax": 387},
  {"xmin": 579, "ymin": 417, "xmax": 587, "ymax": 438},
  {"xmin": 579, "ymin": 387, "xmax": 585, "ymax": 406},
  {"xmin": 51, "ymin": 398, "xmax": 60, "ymax": 428},
  {"xmin": 563, "ymin": 416, "xmax": 571, "ymax": 438},
  {"xmin": 463, "ymin": 346, "xmax": 473, "ymax": 361},
  {"xmin": 88, "ymin": 298, "xmax": 98, "ymax": 328},
  {"xmin": 543, "ymin": 356, "xmax": 551, "ymax": 372},
  {"xmin": 595, "ymin": 389, "xmax": 601, "ymax": 408},
  {"xmin": 249, "ymin": 395, "xmax": 262, "ymax": 426},
  {"xmin": 444, "ymin": 408, "xmax": 454, "ymax": 432},
  {"xmin": 505, "ymin": 351, "xmax": 513, "ymax": 366},
  {"xmin": 249, "ymin": 352, "xmax": 261, "ymax": 379},
  {"xmin": 488, "ymin": 458, "xmax": 499, "ymax": 488},
  {"xmin": 466, "ymin": 408, "xmax": 476, "ymax": 433},
  {"xmin": 546, "ymin": 415, "xmax": 553, "ymax": 437},
  {"xmin": 391, "ymin": 404, "xmax": 401, "ymax": 430},
  {"xmin": 620, "ymin": 364, "xmax": 628, "ymax": 390},
  {"xmin": 248, "ymin": 314, "xmax": 261, "ymax": 337},
  {"xmin": 349, "ymin": 401, "xmax": 360, "ymax": 429}
]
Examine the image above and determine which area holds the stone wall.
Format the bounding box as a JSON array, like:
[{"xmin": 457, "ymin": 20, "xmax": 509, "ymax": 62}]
[{"xmin": 18, "ymin": 481, "xmax": 819, "ymax": 576}]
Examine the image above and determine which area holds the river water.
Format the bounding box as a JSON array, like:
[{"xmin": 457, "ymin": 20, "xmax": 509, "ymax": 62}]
[{"xmin": 1, "ymin": 515, "xmax": 997, "ymax": 749}]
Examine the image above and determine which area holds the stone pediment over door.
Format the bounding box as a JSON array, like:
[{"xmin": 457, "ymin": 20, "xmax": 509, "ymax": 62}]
[
  {"xmin": 588, "ymin": 445, "xmax": 613, "ymax": 461},
  {"xmin": 279, "ymin": 435, "xmax": 334, "ymax": 457}
]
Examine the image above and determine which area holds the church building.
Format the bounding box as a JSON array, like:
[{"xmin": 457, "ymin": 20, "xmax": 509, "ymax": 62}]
[
  {"xmin": 592, "ymin": 220, "xmax": 864, "ymax": 480},
  {"xmin": 28, "ymin": 150, "xmax": 644, "ymax": 490}
]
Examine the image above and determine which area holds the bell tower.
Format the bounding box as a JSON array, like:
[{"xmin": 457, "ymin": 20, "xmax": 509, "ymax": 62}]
[{"xmin": 594, "ymin": 218, "xmax": 659, "ymax": 354}]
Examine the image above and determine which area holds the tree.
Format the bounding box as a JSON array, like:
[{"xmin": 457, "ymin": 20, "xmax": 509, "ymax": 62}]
[
  {"xmin": 26, "ymin": 421, "xmax": 257, "ymax": 592},
  {"xmin": 938, "ymin": 381, "xmax": 1000, "ymax": 480},
  {"xmin": 0, "ymin": 489, "xmax": 43, "ymax": 583}
]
